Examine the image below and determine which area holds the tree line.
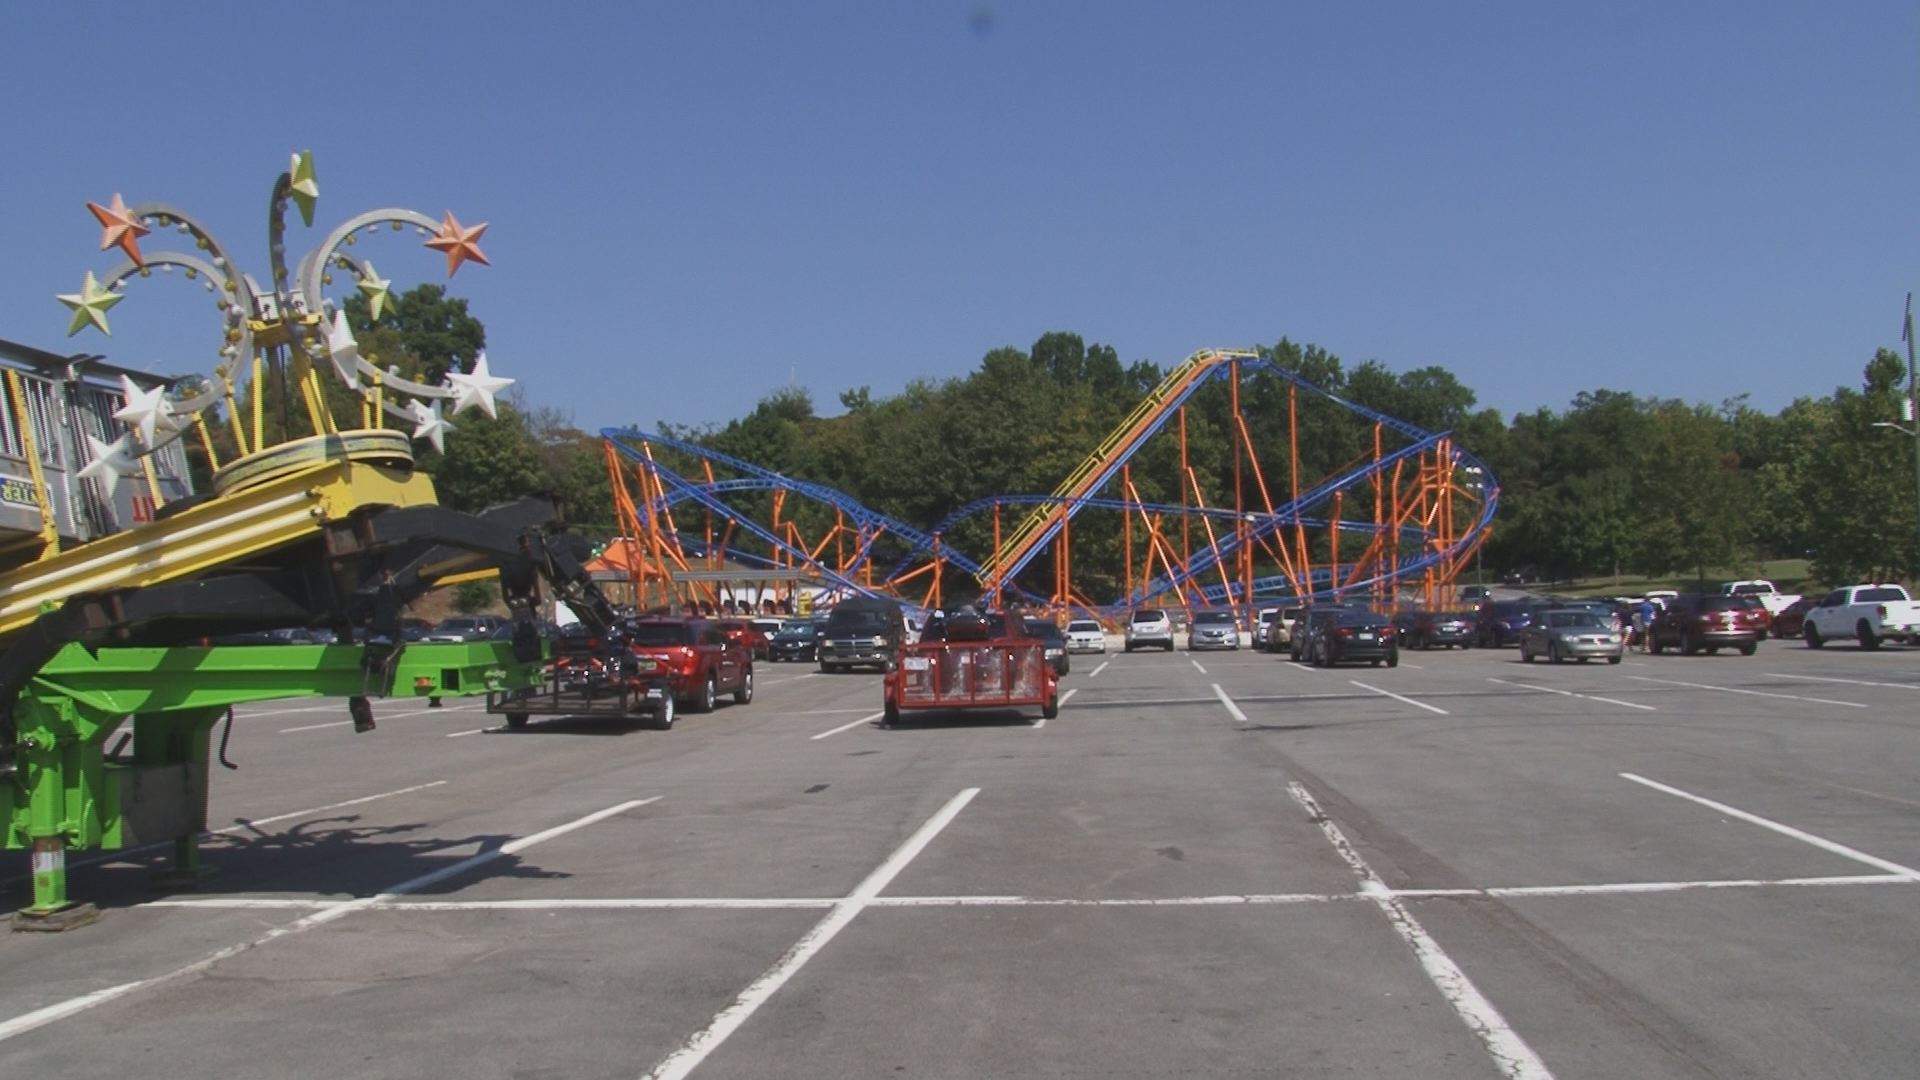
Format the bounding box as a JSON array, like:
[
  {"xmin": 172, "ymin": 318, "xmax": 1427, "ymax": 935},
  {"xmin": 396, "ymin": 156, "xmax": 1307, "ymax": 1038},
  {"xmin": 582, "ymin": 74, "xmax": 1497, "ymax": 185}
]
[{"xmin": 190, "ymin": 284, "xmax": 1919, "ymax": 599}]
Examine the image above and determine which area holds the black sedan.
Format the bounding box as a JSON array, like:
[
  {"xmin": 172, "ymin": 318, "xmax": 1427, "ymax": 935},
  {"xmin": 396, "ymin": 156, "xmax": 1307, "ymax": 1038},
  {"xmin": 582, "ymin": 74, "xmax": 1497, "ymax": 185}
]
[
  {"xmin": 768, "ymin": 621, "xmax": 824, "ymax": 662},
  {"xmin": 1024, "ymin": 618, "xmax": 1070, "ymax": 676},
  {"xmin": 1393, "ymin": 609, "xmax": 1476, "ymax": 649},
  {"xmin": 1312, "ymin": 610, "xmax": 1400, "ymax": 667}
]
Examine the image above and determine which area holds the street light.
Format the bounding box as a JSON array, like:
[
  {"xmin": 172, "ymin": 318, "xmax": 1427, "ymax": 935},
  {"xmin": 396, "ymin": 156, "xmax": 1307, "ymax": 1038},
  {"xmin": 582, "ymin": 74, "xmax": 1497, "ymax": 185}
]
[
  {"xmin": 1463, "ymin": 466, "xmax": 1487, "ymax": 586},
  {"xmin": 1899, "ymin": 294, "xmax": 1920, "ymax": 582}
]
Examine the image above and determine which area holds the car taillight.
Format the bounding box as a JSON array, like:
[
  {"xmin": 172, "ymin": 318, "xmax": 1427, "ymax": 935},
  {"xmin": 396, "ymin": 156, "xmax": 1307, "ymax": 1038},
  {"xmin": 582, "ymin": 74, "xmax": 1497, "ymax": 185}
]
[
  {"xmin": 1335, "ymin": 627, "xmax": 1353, "ymax": 638},
  {"xmin": 1878, "ymin": 605, "xmax": 1888, "ymax": 619}
]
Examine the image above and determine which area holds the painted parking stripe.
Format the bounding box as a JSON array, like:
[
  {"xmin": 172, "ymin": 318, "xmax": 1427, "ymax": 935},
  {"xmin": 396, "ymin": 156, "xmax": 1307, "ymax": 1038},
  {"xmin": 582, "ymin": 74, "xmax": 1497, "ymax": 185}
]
[
  {"xmin": 0, "ymin": 798, "xmax": 657, "ymax": 1043},
  {"xmin": 1349, "ymin": 679, "xmax": 1449, "ymax": 715},
  {"xmin": 1289, "ymin": 782, "xmax": 1552, "ymax": 1079},
  {"xmin": 1487, "ymin": 677, "xmax": 1655, "ymax": 712},
  {"xmin": 1628, "ymin": 675, "xmax": 1867, "ymax": 708},
  {"xmin": 810, "ymin": 711, "xmax": 885, "ymax": 740},
  {"xmin": 1768, "ymin": 672, "xmax": 1920, "ymax": 691},
  {"xmin": 1621, "ymin": 772, "xmax": 1920, "ymax": 878},
  {"xmin": 643, "ymin": 788, "xmax": 978, "ymax": 1080},
  {"xmin": 1211, "ymin": 683, "xmax": 1249, "ymax": 723},
  {"xmin": 1088, "ymin": 660, "xmax": 1110, "ymax": 678},
  {"xmin": 1189, "ymin": 658, "xmax": 1208, "ymax": 674}
]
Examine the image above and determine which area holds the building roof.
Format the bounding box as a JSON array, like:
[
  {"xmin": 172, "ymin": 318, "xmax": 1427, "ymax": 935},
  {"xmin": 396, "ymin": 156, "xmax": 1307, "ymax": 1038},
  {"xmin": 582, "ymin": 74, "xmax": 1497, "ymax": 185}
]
[{"xmin": 0, "ymin": 336, "xmax": 180, "ymax": 389}]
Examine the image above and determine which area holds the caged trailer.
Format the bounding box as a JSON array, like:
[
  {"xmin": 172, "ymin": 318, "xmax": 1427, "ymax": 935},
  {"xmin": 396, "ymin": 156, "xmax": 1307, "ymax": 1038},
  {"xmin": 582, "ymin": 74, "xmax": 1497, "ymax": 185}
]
[
  {"xmin": 882, "ymin": 610, "xmax": 1059, "ymax": 726},
  {"xmin": 486, "ymin": 622, "xmax": 677, "ymax": 731}
]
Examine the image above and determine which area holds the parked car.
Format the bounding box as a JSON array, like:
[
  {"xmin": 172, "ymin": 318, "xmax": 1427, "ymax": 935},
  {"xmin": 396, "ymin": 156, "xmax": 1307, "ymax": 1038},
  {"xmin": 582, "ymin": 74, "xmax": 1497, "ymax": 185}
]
[
  {"xmin": 1187, "ymin": 609, "xmax": 1240, "ymax": 651},
  {"xmin": 768, "ymin": 620, "xmax": 823, "ymax": 662},
  {"xmin": 423, "ymin": 614, "xmax": 507, "ymax": 642},
  {"xmin": 1024, "ymin": 618, "xmax": 1071, "ymax": 676},
  {"xmin": 1770, "ymin": 595, "xmax": 1817, "ymax": 639},
  {"xmin": 1518, "ymin": 608, "xmax": 1624, "ymax": 664},
  {"xmin": 1291, "ymin": 607, "xmax": 1348, "ymax": 662},
  {"xmin": 1265, "ymin": 606, "xmax": 1306, "ymax": 653},
  {"xmin": 1310, "ymin": 609, "xmax": 1399, "ymax": 668},
  {"xmin": 1730, "ymin": 594, "xmax": 1773, "ymax": 636},
  {"xmin": 1459, "ymin": 584, "xmax": 1491, "ymax": 604},
  {"xmin": 1648, "ymin": 595, "xmax": 1763, "ymax": 656},
  {"xmin": 1801, "ymin": 583, "xmax": 1920, "ymax": 649},
  {"xmin": 818, "ymin": 596, "xmax": 909, "ymax": 672},
  {"xmin": 1065, "ymin": 619, "xmax": 1106, "ymax": 653},
  {"xmin": 1716, "ymin": 579, "xmax": 1802, "ymax": 617},
  {"xmin": 714, "ymin": 618, "xmax": 771, "ymax": 661},
  {"xmin": 1474, "ymin": 600, "xmax": 1537, "ymax": 648},
  {"xmin": 1125, "ymin": 608, "xmax": 1174, "ymax": 652},
  {"xmin": 1394, "ymin": 609, "xmax": 1476, "ymax": 650},
  {"xmin": 616, "ymin": 617, "xmax": 753, "ymax": 711}
]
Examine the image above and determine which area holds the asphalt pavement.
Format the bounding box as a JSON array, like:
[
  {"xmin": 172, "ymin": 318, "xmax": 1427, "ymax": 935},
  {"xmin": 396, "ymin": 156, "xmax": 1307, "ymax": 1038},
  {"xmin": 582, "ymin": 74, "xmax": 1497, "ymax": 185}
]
[{"xmin": 3, "ymin": 635, "xmax": 1918, "ymax": 1079}]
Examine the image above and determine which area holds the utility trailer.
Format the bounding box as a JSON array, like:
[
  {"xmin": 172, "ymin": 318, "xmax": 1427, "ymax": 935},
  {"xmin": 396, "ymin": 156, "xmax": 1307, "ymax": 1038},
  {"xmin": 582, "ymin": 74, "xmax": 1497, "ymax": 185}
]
[
  {"xmin": 487, "ymin": 635, "xmax": 677, "ymax": 730},
  {"xmin": 882, "ymin": 614, "xmax": 1059, "ymax": 725}
]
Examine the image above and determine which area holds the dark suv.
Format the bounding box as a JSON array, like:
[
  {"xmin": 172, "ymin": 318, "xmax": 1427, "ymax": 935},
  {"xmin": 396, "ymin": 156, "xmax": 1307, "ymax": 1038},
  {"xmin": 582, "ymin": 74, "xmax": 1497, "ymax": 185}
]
[{"xmin": 1648, "ymin": 595, "xmax": 1763, "ymax": 656}]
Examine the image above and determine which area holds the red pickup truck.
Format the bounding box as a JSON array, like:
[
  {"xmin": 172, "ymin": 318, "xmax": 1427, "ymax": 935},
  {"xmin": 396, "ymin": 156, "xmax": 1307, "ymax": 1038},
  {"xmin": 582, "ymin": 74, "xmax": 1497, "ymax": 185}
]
[{"xmin": 621, "ymin": 618, "xmax": 754, "ymax": 712}]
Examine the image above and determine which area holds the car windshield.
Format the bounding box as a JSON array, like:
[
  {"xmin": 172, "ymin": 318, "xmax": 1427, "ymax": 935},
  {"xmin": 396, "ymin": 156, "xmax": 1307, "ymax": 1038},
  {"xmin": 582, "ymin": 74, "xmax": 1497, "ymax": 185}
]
[
  {"xmin": 774, "ymin": 624, "xmax": 814, "ymax": 640},
  {"xmin": 1193, "ymin": 611, "xmax": 1236, "ymax": 625},
  {"xmin": 1130, "ymin": 610, "xmax": 1165, "ymax": 624},
  {"xmin": 1335, "ymin": 611, "xmax": 1385, "ymax": 627},
  {"xmin": 1067, "ymin": 621, "xmax": 1101, "ymax": 633},
  {"xmin": 1858, "ymin": 586, "xmax": 1907, "ymax": 602},
  {"xmin": 1485, "ymin": 601, "xmax": 1529, "ymax": 616},
  {"xmin": 436, "ymin": 618, "xmax": 485, "ymax": 630},
  {"xmin": 1546, "ymin": 611, "xmax": 1606, "ymax": 628},
  {"xmin": 827, "ymin": 611, "xmax": 891, "ymax": 631},
  {"xmin": 624, "ymin": 621, "xmax": 694, "ymax": 646},
  {"xmin": 1024, "ymin": 620, "xmax": 1064, "ymax": 640}
]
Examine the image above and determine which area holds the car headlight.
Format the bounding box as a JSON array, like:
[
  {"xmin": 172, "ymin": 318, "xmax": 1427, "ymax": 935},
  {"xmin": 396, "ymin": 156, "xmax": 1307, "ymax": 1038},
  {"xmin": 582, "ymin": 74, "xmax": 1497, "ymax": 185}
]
[
  {"xmin": 871, "ymin": 636, "xmax": 886, "ymax": 647},
  {"xmin": 1045, "ymin": 647, "xmax": 1063, "ymax": 657}
]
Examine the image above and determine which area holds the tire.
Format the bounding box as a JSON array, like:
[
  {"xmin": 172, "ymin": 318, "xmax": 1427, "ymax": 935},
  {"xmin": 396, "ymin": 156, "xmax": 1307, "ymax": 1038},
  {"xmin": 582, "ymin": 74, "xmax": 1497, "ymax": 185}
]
[
  {"xmin": 1739, "ymin": 642, "xmax": 1757, "ymax": 657},
  {"xmin": 1124, "ymin": 642, "xmax": 1135, "ymax": 654},
  {"xmin": 1386, "ymin": 650, "xmax": 1399, "ymax": 669},
  {"xmin": 1857, "ymin": 621, "xmax": 1881, "ymax": 651},
  {"xmin": 1650, "ymin": 633, "xmax": 1664, "ymax": 655},
  {"xmin": 648, "ymin": 694, "xmax": 676, "ymax": 730},
  {"xmin": 1522, "ymin": 644, "xmax": 1536, "ymax": 663},
  {"xmin": 505, "ymin": 712, "xmax": 529, "ymax": 730},
  {"xmin": 1804, "ymin": 624, "xmax": 1824, "ymax": 649},
  {"xmin": 692, "ymin": 674, "xmax": 716, "ymax": 714},
  {"xmin": 882, "ymin": 698, "xmax": 900, "ymax": 726},
  {"xmin": 1681, "ymin": 633, "xmax": 1699, "ymax": 657},
  {"xmin": 1607, "ymin": 655, "xmax": 1622, "ymax": 665},
  {"xmin": 733, "ymin": 666, "xmax": 754, "ymax": 704},
  {"xmin": 1042, "ymin": 695, "xmax": 1059, "ymax": 720},
  {"xmin": 1549, "ymin": 642, "xmax": 1563, "ymax": 664}
]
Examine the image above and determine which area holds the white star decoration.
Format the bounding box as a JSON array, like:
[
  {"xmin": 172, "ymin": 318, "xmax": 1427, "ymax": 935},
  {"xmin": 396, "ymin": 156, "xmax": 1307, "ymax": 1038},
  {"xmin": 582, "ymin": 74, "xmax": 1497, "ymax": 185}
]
[
  {"xmin": 77, "ymin": 433, "xmax": 143, "ymax": 492},
  {"xmin": 325, "ymin": 310, "xmax": 362, "ymax": 389},
  {"xmin": 407, "ymin": 398, "xmax": 454, "ymax": 452},
  {"xmin": 113, "ymin": 375, "xmax": 177, "ymax": 446},
  {"xmin": 445, "ymin": 353, "xmax": 513, "ymax": 418}
]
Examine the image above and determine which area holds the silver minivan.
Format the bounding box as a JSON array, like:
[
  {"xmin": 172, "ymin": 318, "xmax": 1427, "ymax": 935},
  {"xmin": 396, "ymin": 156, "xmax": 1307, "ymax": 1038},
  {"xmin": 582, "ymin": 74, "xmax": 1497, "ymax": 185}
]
[{"xmin": 1124, "ymin": 608, "xmax": 1174, "ymax": 652}]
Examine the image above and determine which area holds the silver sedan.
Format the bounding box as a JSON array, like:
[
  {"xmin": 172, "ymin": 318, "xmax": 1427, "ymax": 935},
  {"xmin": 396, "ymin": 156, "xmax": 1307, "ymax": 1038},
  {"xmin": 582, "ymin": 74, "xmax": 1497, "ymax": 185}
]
[{"xmin": 1519, "ymin": 609, "xmax": 1624, "ymax": 664}]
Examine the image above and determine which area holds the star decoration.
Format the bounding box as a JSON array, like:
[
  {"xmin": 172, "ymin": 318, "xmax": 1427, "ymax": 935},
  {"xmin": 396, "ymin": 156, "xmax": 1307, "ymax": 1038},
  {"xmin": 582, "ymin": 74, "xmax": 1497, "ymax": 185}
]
[
  {"xmin": 113, "ymin": 375, "xmax": 178, "ymax": 446},
  {"xmin": 355, "ymin": 260, "xmax": 394, "ymax": 320},
  {"xmin": 424, "ymin": 212, "xmax": 490, "ymax": 276},
  {"xmin": 324, "ymin": 310, "xmax": 362, "ymax": 389},
  {"xmin": 407, "ymin": 398, "xmax": 454, "ymax": 453},
  {"xmin": 87, "ymin": 193, "xmax": 149, "ymax": 266},
  {"xmin": 288, "ymin": 150, "xmax": 319, "ymax": 227},
  {"xmin": 57, "ymin": 271, "xmax": 124, "ymax": 336},
  {"xmin": 445, "ymin": 352, "xmax": 513, "ymax": 418},
  {"xmin": 76, "ymin": 433, "xmax": 142, "ymax": 492}
]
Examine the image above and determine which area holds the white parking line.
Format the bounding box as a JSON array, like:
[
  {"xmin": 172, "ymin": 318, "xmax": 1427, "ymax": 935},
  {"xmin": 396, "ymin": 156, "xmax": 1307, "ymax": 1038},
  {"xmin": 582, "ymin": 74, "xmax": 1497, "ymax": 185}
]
[
  {"xmin": 0, "ymin": 798, "xmax": 657, "ymax": 1043},
  {"xmin": 1211, "ymin": 683, "xmax": 1248, "ymax": 723},
  {"xmin": 810, "ymin": 711, "xmax": 884, "ymax": 740},
  {"xmin": 1627, "ymin": 675, "xmax": 1867, "ymax": 708},
  {"xmin": 446, "ymin": 726, "xmax": 501, "ymax": 738},
  {"xmin": 1620, "ymin": 773, "xmax": 1920, "ymax": 879},
  {"xmin": 1399, "ymin": 662, "xmax": 1426, "ymax": 670},
  {"xmin": 1768, "ymin": 672, "xmax": 1920, "ymax": 691},
  {"xmin": 643, "ymin": 788, "xmax": 978, "ymax": 1080},
  {"xmin": 1289, "ymin": 782, "xmax": 1552, "ymax": 1080},
  {"xmin": 1088, "ymin": 660, "xmax": 1110, "ymax": 678},
  {"xmin": 1350, "ymin": 680, "xmax": 1449, "ymax": 715},
  {"xmin": 1487, "ymin": 677, "xmax": 1655, "ymax": 712},
  {"xmin": 1283, "ymin": 660, "xmax": 1317, "ymax": 674},
  {"xmin": 1190, "ymin": 658, "xmax": 1208, "ymax": 674},
  {"xmin": 279, "ymin": 719, "xmax": 353, "ymax": 733}
]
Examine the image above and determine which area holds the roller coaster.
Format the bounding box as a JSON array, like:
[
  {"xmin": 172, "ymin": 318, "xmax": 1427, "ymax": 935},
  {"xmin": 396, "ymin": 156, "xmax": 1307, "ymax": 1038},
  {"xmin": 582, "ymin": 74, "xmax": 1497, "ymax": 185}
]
[{"xmin": 601, "ymin": 348, "xmax": 1499, "ymax": 621}]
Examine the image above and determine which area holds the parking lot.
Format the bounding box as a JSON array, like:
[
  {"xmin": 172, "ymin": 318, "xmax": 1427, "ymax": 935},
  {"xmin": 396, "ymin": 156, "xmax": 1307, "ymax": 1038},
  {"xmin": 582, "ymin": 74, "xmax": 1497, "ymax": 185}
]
[{"xmin": 3, "ymin": 636, "xmax": 1918, "ymax": 1079}]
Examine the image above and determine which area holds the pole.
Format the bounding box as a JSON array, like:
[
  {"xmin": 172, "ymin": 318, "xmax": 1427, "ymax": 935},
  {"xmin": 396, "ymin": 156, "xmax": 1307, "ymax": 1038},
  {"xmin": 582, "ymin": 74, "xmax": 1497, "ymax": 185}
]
[{"xmin": 1905, "ymin": 294, "xmax": 1920, "ymax": 582}]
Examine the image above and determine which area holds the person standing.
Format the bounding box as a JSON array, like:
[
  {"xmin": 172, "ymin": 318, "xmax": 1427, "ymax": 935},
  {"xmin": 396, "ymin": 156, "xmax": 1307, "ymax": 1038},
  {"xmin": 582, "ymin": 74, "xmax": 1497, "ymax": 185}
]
[{"xmin": 1633, "ymin": 597, "xmax": 1658, "ymax": 653}]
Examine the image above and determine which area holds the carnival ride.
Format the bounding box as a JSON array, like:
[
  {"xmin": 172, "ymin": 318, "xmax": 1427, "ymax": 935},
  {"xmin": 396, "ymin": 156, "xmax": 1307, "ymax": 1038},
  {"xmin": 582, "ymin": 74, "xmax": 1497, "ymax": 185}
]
[
  {"xmin": 2, "ymin": 155, "xmax": 612, "ymax": 929},
  {"xmin": 600, "ymin": 348, "xmax": 1499, "ymax": 621}
]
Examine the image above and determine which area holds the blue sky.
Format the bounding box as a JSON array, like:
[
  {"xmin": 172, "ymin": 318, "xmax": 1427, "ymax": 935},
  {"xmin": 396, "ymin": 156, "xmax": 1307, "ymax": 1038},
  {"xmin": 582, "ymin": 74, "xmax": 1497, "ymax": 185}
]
[{"xmin": 2, "ymin": 3, "xmax": 1914, "ymax": 438}]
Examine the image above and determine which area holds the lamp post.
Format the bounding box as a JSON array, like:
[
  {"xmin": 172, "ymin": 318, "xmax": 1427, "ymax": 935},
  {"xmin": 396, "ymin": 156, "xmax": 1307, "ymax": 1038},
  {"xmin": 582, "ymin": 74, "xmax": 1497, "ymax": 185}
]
[
  {"xmin": 1463, "ymin": 466, "xmax": 1486, "ymax": 586},
  {"xmin": 1898, "ymin": 294, "xmax": 1920, "ymax": 582}
]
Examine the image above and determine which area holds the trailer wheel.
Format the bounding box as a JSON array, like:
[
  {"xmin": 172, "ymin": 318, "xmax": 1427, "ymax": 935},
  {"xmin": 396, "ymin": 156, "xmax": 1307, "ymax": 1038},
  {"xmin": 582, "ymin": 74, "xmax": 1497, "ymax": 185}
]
[
  {"xmin": 648, "ymin": 695, "xmax": 676, "ymax": 730},
  {"xmin": 505, "ymin": 712, "xmax": 529, "ymax": 730},
  {"xmin": 883, "ymin": 699, "xmax": 900, "ymax": 726}
]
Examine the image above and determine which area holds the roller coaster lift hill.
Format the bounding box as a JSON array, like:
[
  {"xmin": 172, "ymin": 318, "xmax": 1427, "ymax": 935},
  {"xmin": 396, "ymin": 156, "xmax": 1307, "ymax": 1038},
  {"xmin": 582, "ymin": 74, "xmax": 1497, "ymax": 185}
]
[{"xmin": 1, "ymin": 156, "xmax": 621, "ymax": 929}]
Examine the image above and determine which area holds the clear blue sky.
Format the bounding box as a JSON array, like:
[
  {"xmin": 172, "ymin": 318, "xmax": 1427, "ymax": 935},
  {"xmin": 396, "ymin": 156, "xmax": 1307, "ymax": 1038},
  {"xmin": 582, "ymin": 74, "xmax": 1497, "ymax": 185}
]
[{"xmin": 2, "ymin": 3, "xmax": 1915, "ymax": 437}]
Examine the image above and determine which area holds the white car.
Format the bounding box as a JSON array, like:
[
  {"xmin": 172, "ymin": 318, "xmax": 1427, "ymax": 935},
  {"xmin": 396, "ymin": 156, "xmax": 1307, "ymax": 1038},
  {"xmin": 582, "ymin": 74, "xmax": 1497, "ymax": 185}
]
[
  {"xmin": 1124, "ymin": 608, "xmax": 1174, "ymax": 652},
  {"xmin": 1065, "ymin": 619, "xmax": 1106, "ymax": 653}
]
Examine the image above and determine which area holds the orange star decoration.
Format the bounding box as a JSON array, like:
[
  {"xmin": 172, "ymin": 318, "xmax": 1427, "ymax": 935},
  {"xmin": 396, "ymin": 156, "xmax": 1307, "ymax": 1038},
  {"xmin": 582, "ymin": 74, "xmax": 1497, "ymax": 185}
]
[
  {"xmin": 424, "ymin": 212, "xmax": 490, "ymax": 276},
  {"xmin": 87, "ymin": 193, "xmax": 149, "ymax": 266}
]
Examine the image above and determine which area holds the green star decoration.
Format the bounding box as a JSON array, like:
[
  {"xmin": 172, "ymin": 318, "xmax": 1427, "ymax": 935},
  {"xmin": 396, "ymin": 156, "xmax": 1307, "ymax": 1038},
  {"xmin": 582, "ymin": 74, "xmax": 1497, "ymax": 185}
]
[
  {"xmin": 355, "ymin": 260, "xmax": 395, "ymax": 321},
  {"xmin": 57, "ymin": 271, "xmax": 123, "ymax": 336},
  {"xmin": 289, "ymin": 150, "xmax": 319, "ymax": 227}
]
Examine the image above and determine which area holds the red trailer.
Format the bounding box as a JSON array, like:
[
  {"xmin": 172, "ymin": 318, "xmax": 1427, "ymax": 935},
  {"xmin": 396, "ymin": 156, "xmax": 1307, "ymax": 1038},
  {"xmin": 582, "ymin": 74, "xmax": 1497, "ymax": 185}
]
[{"xmin": 882, "ymin": 612, "xmax": 1059, "ymax": 725}]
